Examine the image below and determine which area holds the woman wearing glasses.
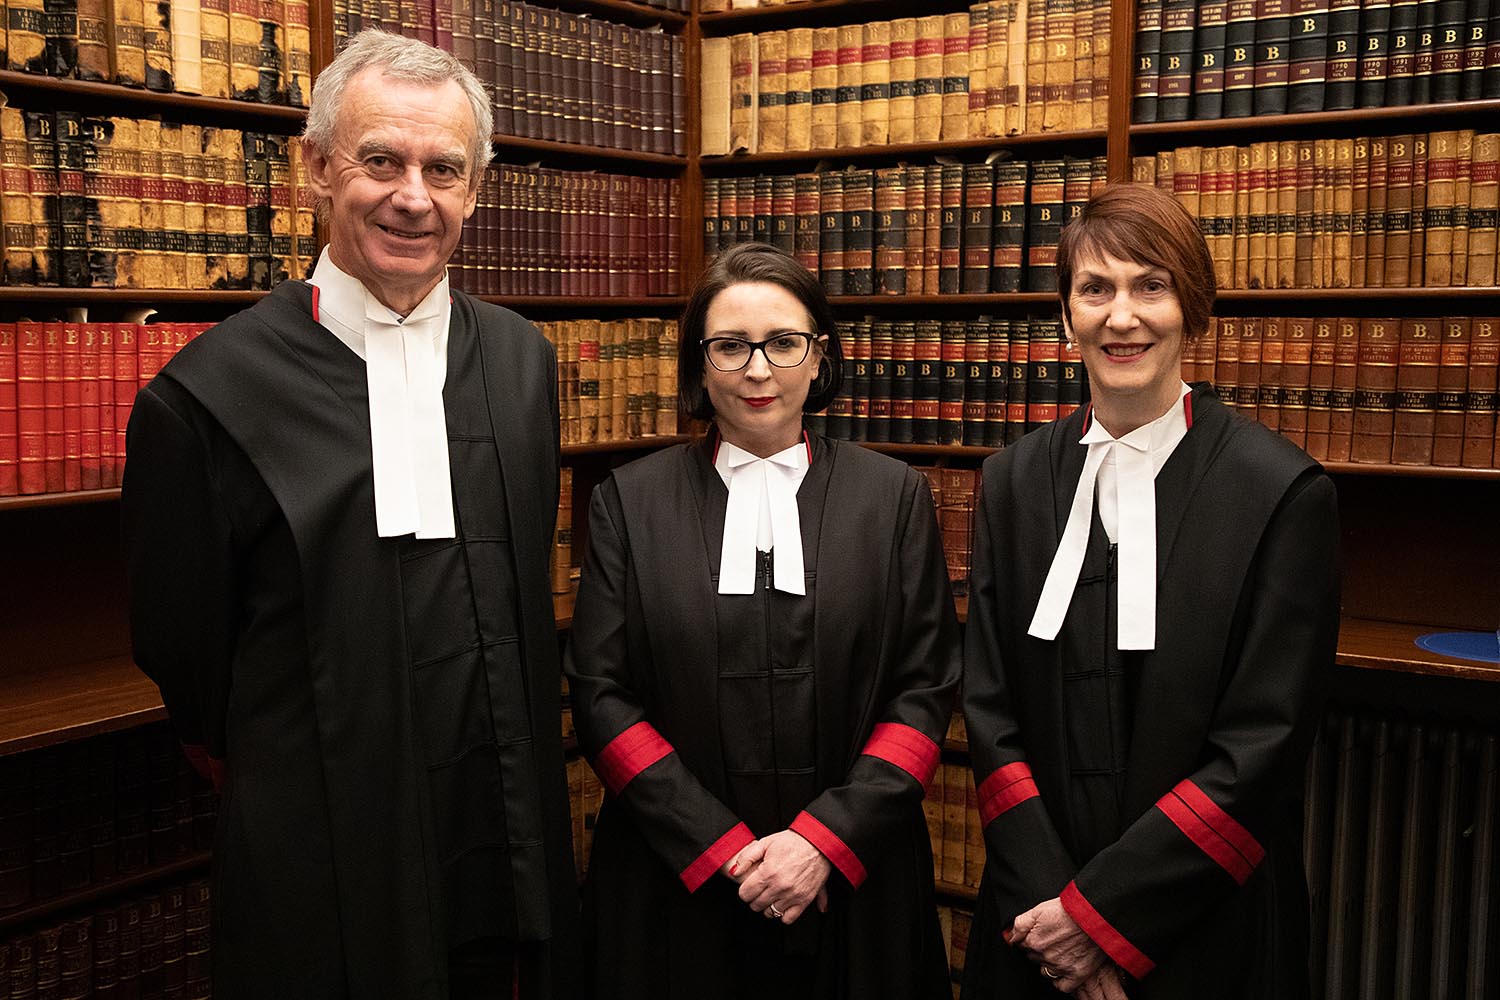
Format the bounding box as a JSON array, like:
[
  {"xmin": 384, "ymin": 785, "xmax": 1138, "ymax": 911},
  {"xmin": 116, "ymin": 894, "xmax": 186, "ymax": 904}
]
[{"xmin": 565, "ymin": 242, "xmax": 960, "ymax": 999}]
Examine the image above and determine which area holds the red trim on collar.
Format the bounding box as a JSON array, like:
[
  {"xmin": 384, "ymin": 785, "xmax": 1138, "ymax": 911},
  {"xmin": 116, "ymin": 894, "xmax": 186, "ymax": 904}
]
[
  {"xmin": 803, "ymin": 429, "xmax": 813, "ymax": 463},
  {"xmin": 1183, "ymin": 390, "xmax": 1194, "ymax": 429},
  {"xmin": 310, "ymin": 283, "xmax": 320, "ymax": 323},
  {"xmin": 1080, "ymin": 403, "xmax": 1094, "ymax": 435}
]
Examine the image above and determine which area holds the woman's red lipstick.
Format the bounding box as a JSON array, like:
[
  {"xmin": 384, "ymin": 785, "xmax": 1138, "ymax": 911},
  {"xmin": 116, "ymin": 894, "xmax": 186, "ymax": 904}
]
[{"xmin": 744, "ymin": 397, "xmax": 775, "ymax": 408}]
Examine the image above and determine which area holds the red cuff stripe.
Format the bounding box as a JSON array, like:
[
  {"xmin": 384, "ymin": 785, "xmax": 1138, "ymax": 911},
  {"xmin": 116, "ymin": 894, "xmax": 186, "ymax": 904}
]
[
  {"xmin": 976, "ymin": 761, "xmax": 1040, "ymax": 826},
  {"xmin": 1157, "ymin": 794, "xmax": 1256, "ymax": 885},
  {"xmin": 680, "ymin": 822, "xmax": 755, "ymax": 893},
  {"xmin": 790, "ymin": 811, "xmax": 868, "ymax": 889},
  {"xmin": 861, "ymin": 723, "xmax": 941, "ymax": 786},
  {"xmin": 1172, "ymin": 780, "xmax": 1265, "ymax": 867},
  {"xmin": 593, "ymin": 721, "xmax": 674, "ymax": 795},
  {"xmin": 1060, "ymin": 881, "xmax": 1155, "ymax": 980}
]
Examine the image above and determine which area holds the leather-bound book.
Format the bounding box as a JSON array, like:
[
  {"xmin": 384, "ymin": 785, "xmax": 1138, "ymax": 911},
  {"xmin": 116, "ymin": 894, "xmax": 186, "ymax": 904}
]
[
  {"xmin": 818, "ymin": 170, "xmax": 845, "ymax": 295},
  {"xmin": 1326, "ymin": 317, "xmax": 1359, "ymax": 459},
  {"xmin": 835, "ymin": 23, "xmax": 863, "ymax": 148},
  {"xmin": 1305, "ymin": 317, "xmax": 1337, "ymax": 458},
  {"xmin": 15, "ymin": 322, "xmax": 43, "ymax": 494},
  {"xmin": 1025, "ymin": 318, "xmax": 1061, "ymax": 430},
  {"xmin": 914, "ymin": 16, "xmax": 945, "ymax": 142},
  {"xmin": 1058, "ymin": 336, "xmax": 1084, "ymax": 419},
  {"xmin": 1295, "ymin": 140, "xmax": 1315, "ymax": 288},
  {"xmin": 770, "ymin": 173, "xmax": 796, "ymax": 256},
  {"xmin": 1331, "ymin": 138, "xmax": 1354, "ymax": 286},
  {"xmin": 200, "ymin": 127, "xmax": 231, "ymax": 290},
  {"xmin": 757, "ymin": 30, "xmax": 787, "ymax": 154},
  {"xmin": 1005, "ymin": 0, "xmax": 1028, "ymax": 133},
  {"xmin": 53, "ymin": 111, "xmax": 89, "ymax": 288},
  {"xmin": 180, "ymin": 123, "xmax": 208, "ymax": 289},
  {"xmin": 91, "ymin": 116, "xmax": 141, "ymax": 289},
  {"xmin": 873, "ymin": 166, "xmax": 907, "ymax": 294},
  {"xmin": 912, "ymin": 319, "xmax": 942, "ymax": 443},
  {"xmin": 1260, "ymin": 316, "xmax": 1288, "ymax": 430},
  {"xmin": 700, "ymin": 36, "xmax": 731, "ymax": 156},
  {"xmin": 1190, "ymin": 0, "xmax": 1228, "ymax": 119},
  {"xmin": 486, "ymin": 2, "xmax": 510, "ymax": 136},
  {"xmin": 923, "ymin": 163, "xmax": 942, "ymax": 291},
  {"xmin": 43, "ymin": 0, "xmax": 79, "ymax": 78},
  {"xmin": 1325, "ymin": 0, "xmax": 1360, "ymax": 107},
  {"xmin": 867, "ymin": 320, "xmax": 893, "ymax": 442},
  {"xmin": 220, "ymin": 126, "xmax": 250, "ymax": 290},
  {"xmin": 1430, "ymin": 0, "xmax": 1466, "ymax": 100},
  {"xmin": 0, "ymin": 324, "xmax": 15, "ymax": 496},
  {"xmin": 267, "ymin": 131, "xmax": 292, "ymax": 286},
  {"xmin": 982, "ymin": 1, "xmax": 1007, "ymax": 136},
  {"xmin": 861, "ymin": 19, "xmax": 891, "ymax": 146},
  {"xmin": 1280, "ymin": 317, "xmax": 1313, "ymax": 445},
  {"xmin": 23, "ymin": 111, "xmax": 60, "ymax": 287},
  {"xmin": 1214, "ymin": 316, "xmax": 1241, "ymax": 410},
  {"xmin": 1349, "ymin": 135, "xmax": 1370, "ymax": 287},
  {"xmin": 967, "ymin": 4, "xmax": 988, "ymax": 135},
  {"xmin": 1222, "ymin": 0, "xmax": 1256, "ymax": 115},
  {"xmin": 785, "ymin": 28, "xmax": 813, "ymax": 152},
  {"xmin": 60, "ymin": 321, "xmax": 82, "ymax": 490},
  {"xmin": 900, "ymin": 166, "xmax": 925, "ymax": 292},
  {"xmin": 793, "ymin": 173, "xmax": 820, "ymax": 274},
  {"xmin": 1449, "ymin": 128, "xmax": 1474, "ymax": 285},
  {"xmin": 983, "ymin": 319, "xmax": 1009, "ymax": 447},
  {"xmin": 1246, "ymin": 142, "xmax": 1269, "ymax": 287},
  {"xmin": 963, "ymin": 317, "xmax": 989, "ymax": 444},
  {"xmin": 843, "ymin": 168, "xmax": 875, "ymax": 294},
  {"xmin": 1351, "ymin": 316, "xmax": 1399, "ymax": 462},
  {"xmin": 1430, "ymin": 317, "xmax": 1469, "ymax": 465},
  {"xmin": 729, "ymin": 32, "xmax": 758, "ymax": 153},
  {"xmin": 199, "ymin": 0, "xmax": 231, "ymax": 97},
  {"xmin": 242, "ymin": 131, "xmax": 274, "ymax": 289},
  {"xmin": 937, "ymin": 162, "xmax": 963, "ymax": 294},
  {"xmin": 1364, "ymin": 135, "xmax": 1389, "ymax": 286},
  {"xmin": 40, "ymin": 321, "xmax": 64, "ymax": 491},
  {"xmin": 1287, "ymin": 0, "xmax": 1329, "ymax": 112},
  {"xmin": 1272, "ymin": 140, "xmax": 1297, "ymax": 287},
  {"xmin": 888, "ymin": 18, "xmax": 917, "ymax": 144},
  {"xmin": 76, "ymin": 0, "xmax": 109, "ymax": 81},
  {"xmin": 1461, "ymin": 315, "xmax": 1497, "ymax": 467},
  {"xmin": 1470, "ymin": 132, "xmax": 1499, "ymax": 287},
  {"xmin": 752, "ymin": 172, "xmax": 772, "ymax": 246},
  {"xmin": 1407, "ymin": 133, "xmax": 1429, "ymax": 287},
  {"xmin": 1071, "ymin": 0, "xmax": 1093, "ymax": 129},
  {"xmin": 1382, "ymin": 134, "xmax": 1415, "ymax": 288},
  {"xmin": 889, "ymin": 320, "xmax": 916, "ymax": 443},
  {"xmin": 1235, "ymin": 316, "xmax": 1263, "ymax": 418},
  {"xmin": 811, "ymin": 26, "xmax": 838, "ymax": 149},
  {"xmin": 230, "ymin": 0, "xmax": 261, "ymax": 99},
  {"xmin": 847, "ymin": 318, "xmax": 870, "ymax": 441},
  {"xmin": 941, "ymin": 11, "xmax": 971, "ymax": 139},
  {"xmin": 1357, "ymin": 0, "xmax": 1392, "ymax": 107},
  {"xmin": 1154, "ymin": 0, "xmax": 1194, "ymax": 120},
  {"xmin": 1254, "ymin": 0, "xmax": 1293, "ymax": 114},
  {"xmin": 167, "ymin": 0, "xmax": 200, "ymax": 93},
  {"xmin": 1386, "ymin": 0, "xmax": 1419, "ymax": 104},
  {"xmin": 990, "ymin": 158, "xmax": 1028, "ymax": 292},
  {"xmin": 1004, "ymin": 324, "xmax": 1027, "ymax": 442},
  {"xmin": 1064, "ymin": 152, "xmax": 1093, "ymax": 239},
  {"xmin": 1, "ymin": 106, "xmax": 36, "ymax": 286},
  {"xmin": 1424, "ymin": 130, "xmax": 1458, "ymax": 287},
  {"xmin": 1025, "ymin": 157, "xmax": 1064, "ymax": 291},
  {"xmin": 961, "ymin": 161, "xmax": 992, "ymax": 293},
  {"xmin": 8, "ymin": 0, "xmax": 48, "ymax": 73},
  {"xmin": 1462, "ymin": 0, "xmax": 1490, "ymax": 98}
]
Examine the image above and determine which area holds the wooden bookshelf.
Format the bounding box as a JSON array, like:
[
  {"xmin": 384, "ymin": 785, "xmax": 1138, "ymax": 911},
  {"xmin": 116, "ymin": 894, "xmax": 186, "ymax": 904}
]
[
  {"xmin": 827, "ymin": 293, "xmax": 1061, "ymax": 308},
  {"xmin": 0, "ymin": 288, "xmax": 270, "ymax": 305},
  {"xmin": 0, "ymin": 852, "xmax": 213, "ymax": 935},
  {"xmin": 0, "ymin": 489, "xmax": 123, "ymax": 512},
  {"xmin": 1129, "ymin": 99, "xmax": 1500, "ymax": 143},
  {"xmin": 699, "ymin": 0, "xmax": 977, "ymax": 34},
  {"xmin": 699, "ymin": 130, "xmax": 1108, "ymax": 171},
  {"xmin": 1322, "ymin": 462, "xmax": 1500, "ymax": 481},
  {"xmin": 544, "ymin": 0, "xmax": 686, "ymax": 27},
  {"xmin": 475, "ymin": 295, "xmax": 688, "ymax": 311},
  {"xmin": 935, "ymin": 879, "xmax": 979, "ymax": 904},
  {"xmin": 1215, "ymin": 288, "xmax": 1500, "ymax": 305},
  {"xmin": 0, "ymin": 70, "xmax": 308, "ymax": 126},
  {"xmin": 564, "ymin": 434, "xmax": 691, "ymax": 456},
  {"xmin": 1337, "ymin": 618, "xmax": 1500, "ymax": 684},
  {"xmin": 493, "ymin": 134, "xmax": 688, "ymax": 171},
  {"xmin": 860, "ymin": 442, "xmax": 995, "ymax": 460}
]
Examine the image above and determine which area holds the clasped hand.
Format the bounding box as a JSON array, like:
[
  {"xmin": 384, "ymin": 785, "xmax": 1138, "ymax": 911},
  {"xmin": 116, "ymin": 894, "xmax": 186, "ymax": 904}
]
[
  {"xmin": 719, "ymin": 829, "xmax": 831, "ymax": 924},
  {"xmin": 1007, "ymin": 898, "xmax": 1128, "ymax": 999}
]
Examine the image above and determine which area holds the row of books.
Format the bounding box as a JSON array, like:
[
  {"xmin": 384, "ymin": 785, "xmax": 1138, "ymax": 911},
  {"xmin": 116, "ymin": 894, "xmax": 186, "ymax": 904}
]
[
  {"xmin": 917, "ymin": 465, "xmax": 980, "ymax": 595},
  {"xmin": 0, "ymin": 724, "xmax": 216, "ymax": 914},
  {"xmin": 700, "ymin": 0, "xmax": 1112, "ymax": 156},
  {"xmin": 802, "ymin": 316, "xmax": 1087, "ymax": 449},
  {"xmin": 0, "ymin": 105, "xmax": 316, "ymax": 290},
  {"xmin": 563, "ymin": 757, "xmax": 604, "ymax": 880},
  {"xmin": 553, "ymin": 467, "xmax": 573, "ymax": 595},
  {"xmin": 1133, "ymin": 132, "xmax": 1500, "ymax": 290},
  {"xmin": 449, "ymin": 165, "xmax": 681, "ymax": 298},
  {"xmin": 0, "ymin": 879, "xmax": 211, "ymax": 1000},
  {"xmin": 1134, "ymin": 0, "xmax": 1500, "ymax": 123},
  {"xmin": 0, "ymin": 319, "xmax": 201, "ymax": 497},
  {"xmin": 704, "ymin": 157, "xmax": 1108, "ymax": 296},
  {"xmin": 333, "ymin": 0, "xmax": 688, "ymax": 155},
  {"xmin": 936, "ymin": 903, "xmax": 973, "ymax": 999},
  {"xmin": 5, "ymin": 0, "xmax": 311, "ymax": 105},
  {"xmin": 535, "ymin": 317, "xmax": 682, "ymax": 447},
  {"xmin": 1190, "ymin": 314, "xmax": 1500, "ymax": 468},
  {"xmin": 923, "ymin": 760, "xmax": 984, "ymax": 892}
]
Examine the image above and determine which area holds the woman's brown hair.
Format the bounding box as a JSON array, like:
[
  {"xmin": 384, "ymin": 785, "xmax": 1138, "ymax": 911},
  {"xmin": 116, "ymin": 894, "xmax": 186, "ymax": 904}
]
[{"xmin": 1055, "ymin": 183, "xmax": 1217, "ymax": 340}]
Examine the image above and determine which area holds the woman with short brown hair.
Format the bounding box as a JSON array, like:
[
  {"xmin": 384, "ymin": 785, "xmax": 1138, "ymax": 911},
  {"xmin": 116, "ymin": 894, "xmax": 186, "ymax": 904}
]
[{"xmin": 962, "ymin": 184, "xmax": 1340, "ymax": 1000}]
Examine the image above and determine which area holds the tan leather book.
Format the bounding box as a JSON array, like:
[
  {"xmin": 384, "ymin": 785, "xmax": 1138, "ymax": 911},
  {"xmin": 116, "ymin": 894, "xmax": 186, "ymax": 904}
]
[
  {"xmin": 835, "ymin": 23, "xmax": 864, "ymax": 148},
  {"xmin": 757, "ymin": 30, "xmax": 788, "ymax": 153},
  {"xmin": 914, "ymin": 16, "xmax": 945, "ymax": 143},
  {"xmin": 699, "ymin": 36, "xmax": 732, "ymax": 156},
  {"xmin": 861, "ymin": 20, "xmax": 892, "ymax": 146},
  {"xmin": 940, "ymin": 12, "xmax": 970, "ymax": 139},
  {"xmin": 810, "ymin": 27, "xmax": 838, "ymax": 149},
  {"xmin": 967, "ymin": 4, "xmax": 989, "ymax": 137},
  {"xmin": 888, "ymin": 19, "xmax": 917, "ymax": 144},
  {"xmin": 728, "ymin": 33, "xmax": 759, "ymax": 154},
  {"xmin": 785, "ymin": 28, "xmax": 814, "ymax": 151},
  {"xmin": 1041, "ymin": 0, "xmax": 1073, "ymax": 131}
]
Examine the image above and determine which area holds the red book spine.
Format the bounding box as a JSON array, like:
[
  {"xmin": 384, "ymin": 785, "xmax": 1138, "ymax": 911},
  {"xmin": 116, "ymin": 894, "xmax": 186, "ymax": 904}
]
[
  {"xmin": 1430, "ymin": 317, "xmax": 1469, "ymax": 467},
  {"xmin": 1462, "ymin": 316, "xmax": 1498, "ymax": 469},
  {"xmin": 114, "ymin": 323, "xmax": 140, "ymax": 481},
  {"xmin": 17, "ymin": 322, "xmax": 45, "ymax": 495},
  {"xmin": 608, "ymin": 175, "xmax": 628, "ymax": 297},
  {"xmin": 80, "ymin": 322, "xmax": 102, "ymax": 491},
  {"xmin": 1304, "ymin": 318, "xmax": 1337, "ymax": 461},
  {"xmin": 628, "ymin": 175, "xmax": 647, "ymax": 298},
  {"xmin": 1351, "ymin": 317, "xmax": 1399, "ymax": 464},
  {"xmin": 43, "ymin": 321, "xmax": 67, "ymax": 493},
  {"xmin": 1279, "ymin": 318, "xmax": 1313, "ymax": 449},
  {"xmin": 62, "ymin": 321, "xmax": 83, "ymax": 492},
  {"xmin": 667, "ymin": 179, "xmax": 681, "ymax": 295},
  {"xmin": 0, "ymin": 323, "xmax": 16, "ymax": 496},
  {"xmin": 97, "ymin": 323, "xmax": 116, "ymax": 489},
  {"xmin": 1327, "ymin": 317, "xmax": 1359, "ymax": 461}
]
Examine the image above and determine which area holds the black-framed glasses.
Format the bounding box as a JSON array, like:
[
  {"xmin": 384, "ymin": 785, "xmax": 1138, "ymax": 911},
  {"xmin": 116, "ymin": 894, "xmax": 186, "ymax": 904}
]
[{"xmin": 701, "ymin": 333, "xmax": 817, "ymax": 372}]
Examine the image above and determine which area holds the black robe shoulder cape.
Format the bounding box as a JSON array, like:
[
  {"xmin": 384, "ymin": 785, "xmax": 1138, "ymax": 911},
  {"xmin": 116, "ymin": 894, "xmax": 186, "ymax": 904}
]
[
  {"xmin": 565, "ymin": 434, "xmax": 961, "ymax": 999},
  {"xmin": 122, "ymin": 281, "xmax": 579, "ymax": 1000},
  {"xmin": 961, "ymin": 385, "xmax": 1341, "ymax": 999}
]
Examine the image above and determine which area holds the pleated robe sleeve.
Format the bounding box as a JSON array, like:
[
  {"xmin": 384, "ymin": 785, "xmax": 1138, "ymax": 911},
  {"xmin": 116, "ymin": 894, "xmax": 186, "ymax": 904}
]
[
  {"xmin": 566, "ymin": 479, "xmax": 755, "ymax": 892},
  {"xmin": 789, "ymin": 470, "xmax": 962, "ymax": 890},
  {"xmin": 1058, "ymin": 471, "xmax": 1340, "ymax": 980},
  {"xmin": 121, "ymin": 382, "xmax": 236, "ymax": 786},
  {"xmin": 962, "ymin": 453, "xmax": 1078, "ymax": 918}
]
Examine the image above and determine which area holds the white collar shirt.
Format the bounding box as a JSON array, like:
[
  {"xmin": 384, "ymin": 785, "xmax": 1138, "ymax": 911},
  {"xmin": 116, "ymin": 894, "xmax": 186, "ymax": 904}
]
[{"xmin": 713, "ymin": 436, "xmax": 811, "ymax": 596}]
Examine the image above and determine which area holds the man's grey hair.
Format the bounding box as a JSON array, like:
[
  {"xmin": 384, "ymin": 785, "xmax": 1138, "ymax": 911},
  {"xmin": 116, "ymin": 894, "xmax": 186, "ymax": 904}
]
[{"xmin": 303, "ymin": 30, "xmax": 495, "ymax": 183}]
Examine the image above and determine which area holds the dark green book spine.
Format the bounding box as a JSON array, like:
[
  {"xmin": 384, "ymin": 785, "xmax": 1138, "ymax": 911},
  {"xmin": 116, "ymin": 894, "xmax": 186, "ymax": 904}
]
[
  {"xmin": 937, "ymin": 163, "xmax": 963, "ymax": 295},
  {"xmin": 962, "ymin": 319, "xmax": 989, "ymax": 447},
  {"xmin": 873, "ymin": 166, "xmax": 906, "ymax": 294},
  {"xmin": 938, "ymin": 320, "xmax": 966, "ymax": 445},
  {"xmin": 1386, "ymin": 0, "xmax": 1420, "ymax": 103},
  {"xmin": 1255, "ymin": 0, "xmax": 1294, "ymax": 113},
  {"xmin": 819, "ymin": 171, "xmax": 846, "ymax": 295},
  {"xmin": 1357, "ymin": 0, "xmax": 1393, "ymax": 107},
  {"xmin": 753, "ymin": 173, "xmax": 773, "ymax": 246},
  {"xmin": 1223, "ymin": 0, "xmax": 1260, "ymax": 115},
  {"xmin": 1462, "ymin": 0, "xmax": 1491, "ymax": 98},
  {"xmin": 961, "ymin": 162, "xmax": 993, "ymax": 294},
  {"xmin": 990, "ymin": 160, "xmax": 1028, "ymax": 292},
  {"xmin": 843, "ymin": 168, "xmax": 874, "ymax": 295},
  {"xmin": 1024, "ymin": 159, "xmax": 1064, "ymax": 292},
  {"xmin": 702, "ymin": 177, "xmax": 721, "ymax": 261},
  {"xmin": 912, "ymin": 319, "xmax": 942, "ymax": 444},
  {"xmin": 1289, "ymin": 0, "xmax": 1332, "ymax": 111},
  {"xmin": 735, "ymin": 175, "xmax": 756, "ymax": 245},
  {"xmin": 984, "ymin": 319, "xmax": 1009, "ymax": 448},
  {"xmin": 1431, "ymin": 0, "xmax": 1467, "ymax": 99},
  {"xmin": 1134, "ymin": 0, "xmax": 1165, "ymax": 122},
  {"xmin": 1026, "ymin": 318, "xmax": 1062, "ymax": 430},
  {"xmin": 1158, "ymin": 0, "xmax": 1198, "ymax": 120},
  {"xmin": 867, "ymin": 320, "xmax": 893, "ymax": 442},
  {"xmin": 793, "ymin": 173, "xmax": 821, "ymax": 275},
  {"xmin": 1193, "ymin": 0, "xmax": 1230, "ymax": 117},
  {"xmin": 1326, "ymin": 0, "xmax": 1363, "ymax": 106},
  {"xmin": 848, "ymin": 318, "xmax": 871, "ymax": 442},
  {"xmin": 889, "ymin": 320, "xmax": 916, "ymax": 444},
  {"xmin": 1412, "ymin": 0, "xmax": 1440, "ymax": 100},
  {"xmin": 770, "ymin": 174, "xmax": 795, "ymax": 256}
]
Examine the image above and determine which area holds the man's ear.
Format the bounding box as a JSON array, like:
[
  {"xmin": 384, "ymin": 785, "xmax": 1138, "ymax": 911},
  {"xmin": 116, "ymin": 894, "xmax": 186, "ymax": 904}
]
[
  {"xmin": 463, "ymin": 170, "xmax": 481, "ymax": 220},
  {"xmin": 301, "ymin": 136, "xmax": 334, "ymax": 202}
]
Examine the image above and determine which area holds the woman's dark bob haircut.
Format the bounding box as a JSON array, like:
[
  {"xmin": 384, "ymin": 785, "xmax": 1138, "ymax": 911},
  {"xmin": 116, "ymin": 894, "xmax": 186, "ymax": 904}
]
[
  {"xmin": 678, "ymin": 242, "xmax": 844, "ymax": 423},
  {"xmin": 1056, "ymin": 183, "xmax": 1218, "ymax": 341}
]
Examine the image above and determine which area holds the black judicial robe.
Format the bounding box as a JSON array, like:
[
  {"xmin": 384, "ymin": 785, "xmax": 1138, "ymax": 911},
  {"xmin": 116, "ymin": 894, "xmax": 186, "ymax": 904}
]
[
  {"xmin": 961, "ymin": 386, "xmax": 1340, "ymax": 999},
  {"xmin": 565, "ymin": 434, "xmax": 960, "ymax": 1000},
  {"xmin": 121, "ymin": 280, "xmax": 579, "ymax": 1000}
]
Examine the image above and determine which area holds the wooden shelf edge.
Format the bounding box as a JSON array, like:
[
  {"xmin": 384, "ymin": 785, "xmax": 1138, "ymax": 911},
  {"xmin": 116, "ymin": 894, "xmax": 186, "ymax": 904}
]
[
  {"xmin": 0, "ymin": 852, "xmax": 212, "ymax": 934},
  {"xmin": 935, "ymin": 879, "xmax": 979, "ymax": 904},
  {"xmin": 494, "ymin": 133, "xmax": 687, "ymax": 168},
  {"xmin": 474, "ymin": 295, "xmax": 686, "ymax": 309},
  {"xmin": 0, "ymin": 288, "xmax": 270, "ymax": 304},
  {"xmin": 1335, "ymin": 618, "xmax": 1500, "ymax": 683},
  {"xmin": 563, "ymin": 434, "xmax": 689, "ymax": 456},
  {"xmin": 700, "ymin": 130, "xmax": 1107, "ymax": 169},
  {"xmin": 544, "ymin": 0, "xmax": 685, "ymax": 25},
  {"xmin": 0, "ymin": 489, "xmax": 122, "ymax": 512},
  {"xmin": 858, "ymin": 441, "xmax": 996, "ymax": 459},
  {"xmin": 700, "ymin": 0, "xmax": 976, "ymax": 32},
  {"xmin": 0, "ymin": 70, "xmax": 307, "ymax": 124},
  {"xmin": 1216, "ymin": 287, "xmax": 1500, "ymax": 303},
  {"xmin": 1130, "ymin": 99, "xmax": 1500, "ymax": 139},
  {"xmin": 830, "ymin": 293, "xmax": 1059, "ymax": 307},
  {"xmin": 1321, "ymin": 462, "xmax": 1500, "ymax": 480}
]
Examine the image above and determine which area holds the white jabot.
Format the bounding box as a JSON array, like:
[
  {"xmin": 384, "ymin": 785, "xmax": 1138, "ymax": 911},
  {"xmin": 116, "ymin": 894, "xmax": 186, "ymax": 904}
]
[
  {"xmin": 713, "ymin": 436, "xmax": 811, "ymax": 595},
  {"xmin": 1027, "ymin": 384, "xmax": 1192, "ymax": 650},
  {"xmin": 308, "ymin": 248, "xmax": 455, "ymax": 539}
]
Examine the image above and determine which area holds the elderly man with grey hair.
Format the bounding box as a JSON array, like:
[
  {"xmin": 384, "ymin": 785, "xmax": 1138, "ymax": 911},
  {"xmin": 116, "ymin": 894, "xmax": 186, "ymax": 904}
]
[{"xmin": 122, "ymin": 30, "xmax": 579, "ymax": 1000}]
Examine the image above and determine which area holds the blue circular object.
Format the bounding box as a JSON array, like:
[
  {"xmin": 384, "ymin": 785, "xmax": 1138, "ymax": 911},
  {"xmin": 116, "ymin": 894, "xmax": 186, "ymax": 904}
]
[{"xmin": 1415, "ymin": 632, "xmax": 1500, "ymax": 665}]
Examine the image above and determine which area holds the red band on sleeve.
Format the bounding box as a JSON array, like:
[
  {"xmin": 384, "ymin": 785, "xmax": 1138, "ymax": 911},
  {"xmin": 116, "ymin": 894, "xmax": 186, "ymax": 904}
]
[
  {"xmin": 1157, "ymin": 793, "xmax": 1257, "ymax": 885},
  {"xmin": 790, "ymin": 811, "xmax": 868, "ymax": 889},
  {"xmin": 861, "ymin": 722, "xmax": 941, "ymax": 786},
  {"xmin": 1172, "ymin": 779, "xmax": 1265, "ymax": 867},
  {"xmin": 976, "ymin": 761, "xmax": 1040, "ymax": 826},
  {"xmin": 1060, "ymin": 881, "xmax": 1155, "ymax": 980},
  {"xmin": 680, "ymin": 822, "xmax": 755, "ymax": 893},
  {"xmin": 593, "ymin": 721, "xmax": 673, "ymax": 795}
]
